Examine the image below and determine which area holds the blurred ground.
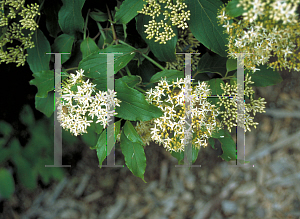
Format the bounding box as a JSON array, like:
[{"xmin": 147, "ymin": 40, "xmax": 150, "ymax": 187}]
[{"xmin": 2, "ymin": 69, "xmax": 300, "ymax": 219}]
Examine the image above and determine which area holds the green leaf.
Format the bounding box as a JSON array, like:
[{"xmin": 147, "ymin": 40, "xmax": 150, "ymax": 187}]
[
  {"xmin": 208, "ymin": 137, "xmax": 215, "ymax": 149},
  {"xmin": 93, "ymin": 77, "xmax": 108, "ymax": 92},
  {"xmin": 123, "ymin": 23, "xmax": 127, "ymax": 40},
  {"xmin": 35, "ymin": 91, "xmax": 54, "ymax": 118},
  {"xmin": 170, "ymin": 150, "xmax": 184, "ymax": 164},
  {"xmin": 136, "ymin": 13, "xmax": 177, "ymax": 62},
  {"xmin": 80, "ymin": 37, "xmax": 100, "ymax": 59},
  {"xmin": 115, "ymin": 120, "xmax": 121, "ymax": 140},
  {"xmin": 207, "ymin": 78, "xmax": 225, "ymax": 106},
  {"xmin": 115, "ymin": 79, "xmax": 163, "ymax": 121},
  {"xmin": 35, "ymin": 158, "xmax": 65, "ymax": 184},
  {"xmin": 37, "ymin": 162, "xmax": 51, "ymax": 184},
  {"xmin": 29, "ymin": 70, "xmax": 67, "ymax": 98},
  {"xmin": 193, "ymin": 71, "xmax": 211, "ymax": 82},
  {"xmin": 115, "ymin": 0, "xmax": 145, "ymax": 24},
  {"xmin": 19, "ymin": 105, "xmax": 35, "ymax": 128},
  {"xmin": 170, "ymin": 146, "xmax": 199, "ymax": 164},
  {"xmin": 237, "ymin": 159, "xmax": 250, "ymax": 164},
  {"xmin": 150, "ymin": 69, "xmax": 184, "ymax": 83},
  {"xmin": 62, "ymin": 128, "xmax": 79, "ymax": 145},
  {"xmin": 225, "ymin": 0, "xmax": 246, "ymax": 18},
  {"xmin": 120, "ymin": 131, "xmax": 146, "ymax": 183},
  {"xmin": 95, "ymin": 131, "xmax": 106, "ymax": 167},
  {"xmin": 226, "ymin": 58, "xmax": 237, "ymax": 72},
  {"xmin": 58, "ymin": 0, "xmax": 86, "ymax": 36},
  {"xmin": 94, "ymin": 120, "xmax": 104, "ymax": 135},
  {"xmin": 63, "ymin": 40, "xmax": 83, "ymax": 69},
  {"xmin": 123, "ymin": 121, "xmax": 144, "ymax": 145},
  {"xmin": 81, "ymin": 123, "xmax": 98, "ymax": 147},
  {"xmin": 195, "ymin": 52, "xmax": 228, "ymax": 77},
  {"xmin": 246, "ymin": 65, "xmax": 283, "ymax": 87},
  {"xmin": 26, "ymin": 29, "xmax": 51, "ymax": 73},
  {"xmin": 12, "ymin": 155, "xmax": 37, "ymax": 190},
  {"xmin": 97, "ymin": 29, "xmax": 113, "ymax": 49},
  {"xmin": 51, "ymin": 34, "xmax": 75, "ymax": 64},
  {"xmin": 211, "ymin": 128, "xmax": 226, "ymax": 138},
  {"xmin": 136, "ymin": 59, "xmax": 156, "ymax": 82},
  {"xmin": 0, "ymin": 148, "xmax": 11, "ymax": 163},
  {"xmin": 95, "ymin": 120, "xmax": 121, "ymax": 167},
  {"xmin": 192, "ymin": 146, "xmax": 200, "ymax": 163},
  {"xmin": 89, "ymin": 9, "xmax": 108, "ymax": 22},
  {"xmin": 0, "ymin": 168, "xmax": 15, "ymax": 199},
  {"xmin": 43, "ymin": 0, "xmax": 61, "ymax": 38},
  {"xmin": 212, "ymin": 129, "xmax": 236, "ymax": 161},
  {"xmin": 119, "ymin": 75, "xmax": 142, "ymax": 88},
  {"xmin": 185, "ymin": 0, "xmax": 228, "ymax": 57},
  {"xmin": 207, "ymin": 78, "xmax": 225, "ymax": 121},
  {"xmin": 78, "ymin": 44, "xmax": 136, "ymax": 80},
  {"xmin": 0, "ymin": 121, "xmax": 13, "ymax": 147}
]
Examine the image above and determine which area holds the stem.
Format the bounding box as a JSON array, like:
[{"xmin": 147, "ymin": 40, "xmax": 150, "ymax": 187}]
[
  {"xmin": 135, "ymin": 86, "xmax": 146, "ymax": 93},
  {"xmin": 118, "ymin": 39, "xmax": 165, "ymax": 71},
  {"xmin": 224, "ymin": 70, "xmax": 229, "ymax": 78},
  {"xmin": 83, "ymin": 9, "xmax": 90, "ymax": 40},
  {"xmin": 222, "ymin": 75, "xmax": 234, "ymax": 80},
  {"xmin": 142, "ymin": 53, "xmax": 165, "ymax": 71},
  {"xmin": 125, "ymin": 65, "xmax": 132, "ymax": 76},
  {"xmin": 65, "ymin": 67, "xmax": 78, "ymax": 71},
  {"xmin": 96, "ymin": 22, "xmax": 106, "ymax": 41},
  {"xmin": 106, "ymin": 4, "xmax": 118, "ymax": 44},
  {"xmin": 118, "ymin": 70, "xmax": 124, "ymax": 77},
  {"xmin": 35, "ymin": 0, "xmax": 45, "ymax": 25},
  {"xmin": 193, "ymin": 71, "xmax": 223, "ymax": 78},
  {"xmin": 93, "ymin": 31, "xmax": 100, "ymax": 41}
]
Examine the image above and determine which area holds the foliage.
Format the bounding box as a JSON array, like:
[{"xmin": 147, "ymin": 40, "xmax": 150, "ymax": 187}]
[
  {"xmin": 1, "ymin": 0, "xmax": 296, "ymax": 183},
  {"xmin": 0, "ymin": 105, "xmax": 70, "ymax": 199}
]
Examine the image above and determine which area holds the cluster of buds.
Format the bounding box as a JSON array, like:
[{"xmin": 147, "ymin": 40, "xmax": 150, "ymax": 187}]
[
  {"xmin": 138, "ymin": 0, "xmax": 191, "ymax": 44},
  {"xmin": 217, "ymin": 74, "xmax": 267, "ymax": 132},
  {"xmin": 134, "ymin": 76, "xmax": 222, "ymax": 152},
  {"xmin": 165, "ymin": 27, "xmax": 201, "ymax": 71},
  {"xmin": 56, "ymin": 69, "xmax": 121, "ymax": 136},
  {"xmin": 217, "ymin": 0, "xmax": 300, "ymax": 72},
  {"xmin": 0, "ymin": 1, "xmax": 40, "ymax": 66}
]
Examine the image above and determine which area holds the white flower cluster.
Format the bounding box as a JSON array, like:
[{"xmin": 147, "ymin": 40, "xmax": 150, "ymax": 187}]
[
  {"xmin": 56, "ymin": 69, "xmax": 121, "ymax": 136},
  {"xmin": 237, "ymin": 0, "xmax": 299, "ymax": 24},
  {"xmin": 143, "ymin": 76, "xmax": 222, "ymax": 152},
  {"xmin": 217, "ymin": 0, "xmax": 300, "ymax": 72}
]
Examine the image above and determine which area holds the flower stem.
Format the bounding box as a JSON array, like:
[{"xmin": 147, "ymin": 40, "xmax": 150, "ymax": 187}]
[
  {"xmin": 96, "ymin": 22, "xmax": 106, "ymax": 41},
  {"xmin": 83, "ymin": 9, "xmax": 90, "ymax": 40},
  {"xmin": 65, "ymin": 67, "xmax": 78, "ymax": 71},
  {"xmin": 106, "ymin": 4, "xmax": 118, "ymax": 44},
  {"xmin": 125, "ymin": 65, "xmax": 132, "ymax": 76},
  {"xmin": 135, "ymin": 86, "xmax": 146, "ymax": 93},
  {"xmin": 118, "ymin": 39, "xmax": 165, "ymax": 71}
]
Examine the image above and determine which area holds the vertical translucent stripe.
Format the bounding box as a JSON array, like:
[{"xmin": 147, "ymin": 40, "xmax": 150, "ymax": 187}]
[
  {"xmin": 46, "ymin": 53, "xmax": 71, "ymax": 168},
  {"xmin": 236, "ymin": 53, "xmax": 246, "ymax": 165}
]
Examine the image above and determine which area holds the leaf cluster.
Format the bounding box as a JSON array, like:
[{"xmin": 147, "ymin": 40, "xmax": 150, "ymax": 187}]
[{"xmin": 23, "ymin": 0, "xmax": 284, "ymax": 182}]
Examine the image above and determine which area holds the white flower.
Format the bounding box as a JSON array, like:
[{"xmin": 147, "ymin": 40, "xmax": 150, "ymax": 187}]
[
  {"xmin": 222, "ymin": 21, "xmax": 232, "ymax": 33},
  {"xmin": 150, "ymin": 124, "xmax": 160, "ymax": 135},
  {"xmin": 281, "ymin": 46, "xmax": 293, "ymax": 58},
  {"xmin": 217, "ymin": 9, "xmax": 227, "ymax": 21}
]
